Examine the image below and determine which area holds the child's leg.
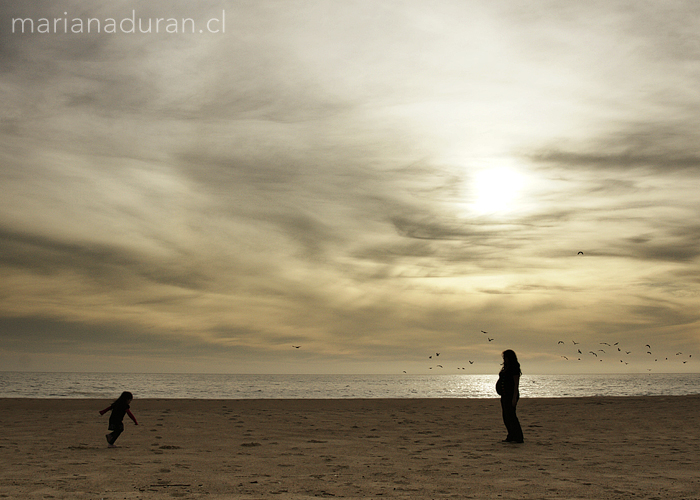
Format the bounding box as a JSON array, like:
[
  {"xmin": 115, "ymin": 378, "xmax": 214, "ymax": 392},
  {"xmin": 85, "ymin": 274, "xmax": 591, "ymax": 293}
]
[
  {"xmin": 106, "ymin": 422, "xmax": 124, "ymax": 446},
  {"xmin": 108, "ymin": 429, "xmax": 123, "ymax": 444}
]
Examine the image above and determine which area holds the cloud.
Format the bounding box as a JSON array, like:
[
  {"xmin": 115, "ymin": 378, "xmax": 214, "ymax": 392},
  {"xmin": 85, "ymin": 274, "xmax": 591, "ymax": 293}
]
[
  {"xmin": 0, "ymin": 225, "xmax": 212, "ymax": 290},
  {"xmin": 532, "ymin": 144, "xmax": 700, "ymax": 174},
  {"xmin": 2, "ymin": 0, "xmax": 700, "ymax": 373},
  {"xmin": 618, "ymin": 225, "xmax": 700, "ymax": 263}
]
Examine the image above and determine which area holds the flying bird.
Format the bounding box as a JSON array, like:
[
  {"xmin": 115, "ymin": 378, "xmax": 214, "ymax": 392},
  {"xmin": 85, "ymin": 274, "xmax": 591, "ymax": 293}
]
[
  {"xmin": 577, "ymin": 251, "xmax": 584, "ymax": 255},
  {"xmin": 589, "ymin": 351, "xmax": 598, "ymax": 357},
  {"xmin": 558, "ymin": 341, "xmax": 564, "ymax": 345},
  {"xmin": 436, "ymin": 353, "xmax": 440, "ymax": 357},
  {"xmin": 600, "ymin": 342, "xmax": 610, "ymax": 346},
  {"xmin": 292, "ymin": 345, "xmax": 301, "ymax": 348},
  {"xmin": 646, "ymin": 344, "xmax": 651, "ymax": 349},
  {"xmin": 481, "ymin": 330, "xmax": 488, "ymax": 334},
  {"xmin": 572, "ymin": 341, "xmax": 580, "ymax": 345},
  {"xmin": 488, "ymin": 338, "xmax": 494, "ymax": 342},
  {"xmin": 561, "ymin": 356, "xmax": 568, "ymax": 360},
  {"xmin": 469, "ymin": 361, "xmax": 474, "ymax": 364}
]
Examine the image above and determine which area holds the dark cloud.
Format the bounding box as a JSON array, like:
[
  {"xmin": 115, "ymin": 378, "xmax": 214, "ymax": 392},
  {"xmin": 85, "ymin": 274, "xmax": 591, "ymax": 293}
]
[
  {"xmin": 0, "ymin": 226, "xmax": 209, "ymax": 290},
  {"xmin": 0, "ymin": 316, "xmax": 156, "ymax": 353},
  {"xmin": 616, "ymin": 226, "xmax": 700, "ymax": 263},
  {"xmin": 0, "ymin": 315, "xmax": 273, "ymax": 363},
  {"xmin": 177, "ymin": 151, "xmax": 302, "ymax": 188},
  {"xmin": 533, "ymin": 148, "xmax": 700, "ymax": 173},
  {"xmin": 352, "ymin": 240, "xmax": 437, "ymax": 265},
  {"xmin": 268, "ymin": 212, "xmax": 340, "ymax": 261},
  {"xmin": 531, "ymin": 120, "xmax": 700, "ymax": 174},
  {"xmin": 627, "ymin": 303, "xmax": 699, "ymax": 329},
  {"xmin": 392, "ymin": 215, "xmax": 477, "ymax": 241}
]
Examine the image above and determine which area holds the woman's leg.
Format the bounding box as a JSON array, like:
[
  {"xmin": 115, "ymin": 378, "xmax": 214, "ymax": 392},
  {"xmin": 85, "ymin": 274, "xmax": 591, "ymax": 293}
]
[
  {"xmin": 509, "ymin": 405, "xmax": 523, "ymax": 442},
  {"xmin": 501, "ymin": 397, "xmax": 524, "ymax": 442},
  {"xmin": 501, "ymin": 397, "xmax": 513, "ymax": 440}
]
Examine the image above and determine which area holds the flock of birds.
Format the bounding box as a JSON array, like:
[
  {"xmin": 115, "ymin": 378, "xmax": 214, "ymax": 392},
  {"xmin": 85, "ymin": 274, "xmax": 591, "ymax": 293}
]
[
  {"xmin": 292, "ymin": 330, "xmax": 695, "ymax": 373},
  {"xmin": 425, "ymin": 351, "xmax": 475, "ymax": 371},
  {"xmin": 289, "ymin": 251, "xmax": 695, "ymax": 373},
  {"xmin": 412, "ymin": 334, "xmax": 697, "ymax": 373},
  {"xmin": 557, "ymin": 340, "xmax": 694, "ymax": 369},
  {"xmin": 291, "ymin": 329, "xmax": 498, "ymax": 373},
  {"xmin": 415, "ymin": 329, "xmax": 496, "ymax": 372}
]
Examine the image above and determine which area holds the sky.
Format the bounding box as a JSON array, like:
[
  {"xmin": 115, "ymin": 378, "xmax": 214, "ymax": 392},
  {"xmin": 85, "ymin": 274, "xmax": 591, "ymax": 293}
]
[{"xmin": 1, "ymin": 0, "xmax": 699, "ymax": 374}]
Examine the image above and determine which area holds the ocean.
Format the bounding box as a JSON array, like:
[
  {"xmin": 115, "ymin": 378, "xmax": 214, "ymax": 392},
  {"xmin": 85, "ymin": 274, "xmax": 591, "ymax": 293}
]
[{"xmin": 1, "ymin": 372, "xmax": 700, "ymax": 399}]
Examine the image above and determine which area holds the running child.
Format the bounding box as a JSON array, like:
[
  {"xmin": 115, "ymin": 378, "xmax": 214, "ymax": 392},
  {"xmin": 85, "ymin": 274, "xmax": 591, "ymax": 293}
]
[{"xmin": 99, "ymin": 391, "xmax": 138, "ymax": 447}]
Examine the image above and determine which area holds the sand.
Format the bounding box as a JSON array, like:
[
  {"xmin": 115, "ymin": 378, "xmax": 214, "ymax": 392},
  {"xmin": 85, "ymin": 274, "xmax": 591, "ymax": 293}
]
[{"xmin": 1, "ymin": 396, "xmax": 699, "ymax": 499}]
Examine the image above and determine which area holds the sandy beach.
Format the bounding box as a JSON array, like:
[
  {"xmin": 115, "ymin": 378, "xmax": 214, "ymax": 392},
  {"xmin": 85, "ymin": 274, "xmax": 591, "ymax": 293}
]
[{"xmin": 1, "ymin": 396, "xmax": 699, "ymax": 499}]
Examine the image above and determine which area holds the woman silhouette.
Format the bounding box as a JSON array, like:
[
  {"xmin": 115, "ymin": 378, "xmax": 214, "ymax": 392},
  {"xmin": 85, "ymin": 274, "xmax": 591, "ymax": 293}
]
[{"xmin": 496, "ymin": 350, "xmax": 523, "ymax": 443}]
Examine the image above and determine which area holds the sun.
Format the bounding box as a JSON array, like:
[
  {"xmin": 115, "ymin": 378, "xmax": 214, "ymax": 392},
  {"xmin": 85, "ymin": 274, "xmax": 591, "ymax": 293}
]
[{"xmin": 471, "ymin": 165, "xmax": 526, "ymax": 214}]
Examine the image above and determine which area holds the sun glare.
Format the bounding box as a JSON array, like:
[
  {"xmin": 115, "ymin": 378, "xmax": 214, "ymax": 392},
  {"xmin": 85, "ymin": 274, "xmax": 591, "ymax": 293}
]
[{"xmin": 471, "ymin": 165, "xmax": 526, "ymax": 214}]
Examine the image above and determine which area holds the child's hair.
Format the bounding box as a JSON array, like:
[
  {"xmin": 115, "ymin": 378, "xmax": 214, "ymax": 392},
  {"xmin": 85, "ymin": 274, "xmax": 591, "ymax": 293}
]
[{"xmin": 114, "ymin": 391, "xmax": 134, "ymax": 404}]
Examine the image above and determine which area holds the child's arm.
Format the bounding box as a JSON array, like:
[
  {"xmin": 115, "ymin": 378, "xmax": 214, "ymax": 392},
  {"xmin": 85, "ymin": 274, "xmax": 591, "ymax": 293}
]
[
  {"xmin": 126, "ymin": 409, "xmax": 138, "ymax": 425},
  {"xmin": 99, "ymin": 405, "xmax": 112, "ymax": 416}
]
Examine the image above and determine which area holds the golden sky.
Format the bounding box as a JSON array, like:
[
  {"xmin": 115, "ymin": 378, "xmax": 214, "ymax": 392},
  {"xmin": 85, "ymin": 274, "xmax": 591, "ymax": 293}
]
[{"xmin": 1, "ymin": 0, "xmax": 699, "ymax": 374}]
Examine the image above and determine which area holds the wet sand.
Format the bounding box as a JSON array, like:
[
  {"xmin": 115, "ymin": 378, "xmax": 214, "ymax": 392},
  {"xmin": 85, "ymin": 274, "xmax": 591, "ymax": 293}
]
[{"xmin": 1, "ymin": 396, "xmax": 699, "ymax": 499}]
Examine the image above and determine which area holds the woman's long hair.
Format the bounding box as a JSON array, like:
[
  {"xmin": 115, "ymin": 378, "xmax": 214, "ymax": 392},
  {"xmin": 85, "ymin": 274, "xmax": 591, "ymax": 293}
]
[{"xmin": 500, "ymin": 349, "xmax": 522, "ymax": 376}]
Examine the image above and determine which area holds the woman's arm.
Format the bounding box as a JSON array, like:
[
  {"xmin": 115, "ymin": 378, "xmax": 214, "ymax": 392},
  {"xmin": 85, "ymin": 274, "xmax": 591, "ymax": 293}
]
[{"xmin": 512, "ymin": 375, "xmax": 520, "ymax": 407}]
